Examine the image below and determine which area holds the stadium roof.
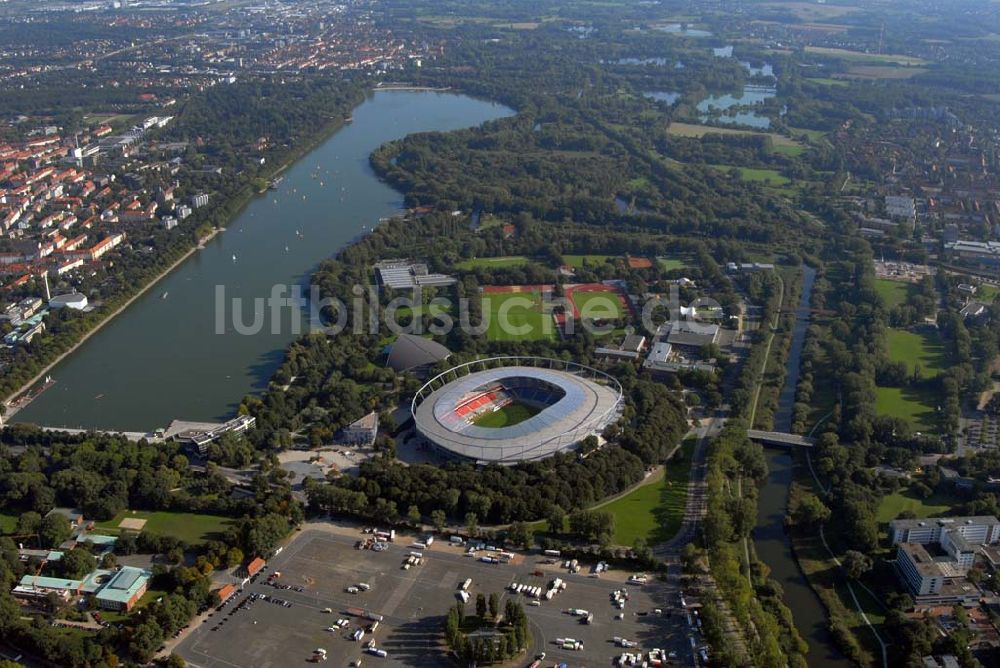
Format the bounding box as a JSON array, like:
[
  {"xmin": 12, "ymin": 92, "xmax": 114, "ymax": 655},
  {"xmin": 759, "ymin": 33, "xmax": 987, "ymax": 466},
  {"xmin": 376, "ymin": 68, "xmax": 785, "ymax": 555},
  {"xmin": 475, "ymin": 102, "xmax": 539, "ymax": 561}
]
[
  {"xmin": 386, "ymin": 334, "xmax": 451, "ymax": 372},
  {"xmin": 413, "ymin": 361, "xmax": 621, "ymax": 464}
]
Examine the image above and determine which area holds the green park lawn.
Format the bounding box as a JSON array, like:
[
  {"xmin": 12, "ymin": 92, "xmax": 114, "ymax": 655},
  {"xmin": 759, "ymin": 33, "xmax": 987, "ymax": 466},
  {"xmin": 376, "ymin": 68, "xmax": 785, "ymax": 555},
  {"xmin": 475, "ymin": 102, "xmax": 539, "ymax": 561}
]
[
  {"xmin": 979, "ymin": 283, "xmax": 999, "ymax": 302},
  {"xmin": 389, "ymin": 302, "xmax": 452, "ymax": 322},
  {"xmin": 563, "ymin": 254, "xmax": 617, "ymax": 268},
  {"xmin": 874, "ymin": 278, "xmax": 913, "ymax": 309},
  {"xmin": 455, "ymin": 255, "xmax": 533, "ymax": 270},
  {"xmin": 472, "ymin": 402, "xmax": 541, "ymax": 428},
  {"xmin": 571, "ymin": 290, "xmax": 625, "ymax": 321},
  {"xmin": 95, "ymin": 510, "xmax": 234, "ymax": 545},
  {"xmin": 877, "ymin": 486, "xmax": 957, "ymax": 522},
  {"xmin": 790, "ymin": 127, "xmax": 829, "ymax": 143},
  {"xmin": 595, "ymin": 437, "xmax": 695, "ymax": 546},
  {"xmin": 875, "ymin": 386, "xmax": 938, "ymax": 432},
  {"xmin": 771, "ymin": 143, "xmax": 806, "ymax": 157},
  {"xmin": 805, "ymin": 77, "xmax": 849, "ymax": 87},
  {"xmin": 885, "ymin": 328, "xmax": 947, "ymax": 377},
  {"xmin": 709, "ymin": 165, "xmax": 792, "ymax": 186},
  {"xmin": 0, "ymin": 512, "xmax": 17, "ymax": 534},
  {"xmin": 481, "ymin": 291, "xmax": 554, "ymax": 342}
]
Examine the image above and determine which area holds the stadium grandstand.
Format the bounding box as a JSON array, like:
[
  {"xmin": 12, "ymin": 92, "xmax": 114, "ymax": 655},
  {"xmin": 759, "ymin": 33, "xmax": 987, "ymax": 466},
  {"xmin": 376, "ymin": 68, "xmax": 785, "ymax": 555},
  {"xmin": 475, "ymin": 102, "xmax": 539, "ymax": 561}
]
[{"xmin": 412, "ymin": 357, "xmax": 623, "ymax": 464}]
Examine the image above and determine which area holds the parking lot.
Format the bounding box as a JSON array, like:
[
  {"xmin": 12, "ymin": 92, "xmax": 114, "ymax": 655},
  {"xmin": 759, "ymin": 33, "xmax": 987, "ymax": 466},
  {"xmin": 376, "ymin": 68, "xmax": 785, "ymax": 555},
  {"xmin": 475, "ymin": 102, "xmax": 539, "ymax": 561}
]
[{"xmin": 176, "ymin": 528, "xmax": 695, "ymax": 667}]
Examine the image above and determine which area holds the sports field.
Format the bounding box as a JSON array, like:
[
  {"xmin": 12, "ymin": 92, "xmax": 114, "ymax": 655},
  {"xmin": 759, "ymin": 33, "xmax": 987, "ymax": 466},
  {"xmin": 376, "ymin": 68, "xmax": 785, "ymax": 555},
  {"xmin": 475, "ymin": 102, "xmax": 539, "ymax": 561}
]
[
  {"xmin": 875, "ymin": 386, "xmax": 938, "ymax": 432},
  {"xmin": 95, "ymin": 510, "xmax": 235, "ymax": 544},
  {"xmin": 455, "ymin": 255, "xmax": 532, "ymax": 270},
  {"xmin": 472, "ymin": 402, "xmax": 541, "ymax": 428},
  {"xmin": 571, "ymin": 289, "xmax": 625, "ymax": 321},
  {"xmin": 657, "ymin": 257, "xmax": 689, "ymax": 271},
  {"xmin": 875, "ymin": 278, "xmax": 913, "ymax": 308},
  {"xmin": 886, "ymin": 328, "xmax": 946, "ymax": 377},
  {"xmin": 481, "ymin": 290, "xmax": 554, "ymax": 341},
  {"xmin": 594, "ymin": 437, "xmax": 695, "ymax": 546}
]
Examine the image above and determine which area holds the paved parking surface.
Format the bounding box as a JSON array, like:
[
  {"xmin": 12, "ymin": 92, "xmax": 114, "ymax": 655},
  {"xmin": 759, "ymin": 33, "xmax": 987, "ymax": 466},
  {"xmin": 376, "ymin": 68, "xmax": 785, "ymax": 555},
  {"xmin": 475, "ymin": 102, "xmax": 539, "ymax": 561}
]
[{"xmin": 176, "ymin": 529, "xmax": 696, "ymax": 667}]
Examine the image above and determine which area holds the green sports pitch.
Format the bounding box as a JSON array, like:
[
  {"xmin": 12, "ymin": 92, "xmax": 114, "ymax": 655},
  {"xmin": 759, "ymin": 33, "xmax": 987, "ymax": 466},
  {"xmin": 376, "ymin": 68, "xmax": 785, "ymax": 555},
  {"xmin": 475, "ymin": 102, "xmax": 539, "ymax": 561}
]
[
  {"xmin": 571, "ymin": 290, "xmax": 625, "ymax": 320},
  {"xmin": 472, "ymin": 402, "xmax": 541, "ymax": 428},
  {"xmin": 481, "ymin": 291, "xmax": 555, "ymax": 341}
]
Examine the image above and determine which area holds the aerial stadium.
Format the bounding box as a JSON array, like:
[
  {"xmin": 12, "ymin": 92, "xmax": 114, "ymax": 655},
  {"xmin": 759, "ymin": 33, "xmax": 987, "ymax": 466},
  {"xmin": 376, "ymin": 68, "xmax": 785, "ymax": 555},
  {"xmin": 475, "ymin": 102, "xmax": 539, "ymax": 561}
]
[{"xmin": 411, "ymin": 357, "xmax": 623, "ymax": 465}]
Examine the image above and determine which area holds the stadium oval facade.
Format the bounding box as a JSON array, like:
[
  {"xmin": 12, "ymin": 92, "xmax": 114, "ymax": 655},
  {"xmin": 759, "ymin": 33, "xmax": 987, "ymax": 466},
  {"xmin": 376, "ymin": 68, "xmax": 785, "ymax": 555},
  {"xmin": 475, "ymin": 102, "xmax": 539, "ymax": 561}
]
[{"xmin": 411, "ymin": 357, "xmax": 623, "ymax": 465}]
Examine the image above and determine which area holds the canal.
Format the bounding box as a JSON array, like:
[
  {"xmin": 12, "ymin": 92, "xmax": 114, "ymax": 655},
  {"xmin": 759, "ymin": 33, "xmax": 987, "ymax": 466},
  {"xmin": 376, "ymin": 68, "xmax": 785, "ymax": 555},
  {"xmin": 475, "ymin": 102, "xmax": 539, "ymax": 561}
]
[
  {"xmin": 16, "ymin": 90, "xmax": 513, "ymax": 430},
  {"xmin": 753, "ymin": 265, "xmax": 851, "ymax": 667}
]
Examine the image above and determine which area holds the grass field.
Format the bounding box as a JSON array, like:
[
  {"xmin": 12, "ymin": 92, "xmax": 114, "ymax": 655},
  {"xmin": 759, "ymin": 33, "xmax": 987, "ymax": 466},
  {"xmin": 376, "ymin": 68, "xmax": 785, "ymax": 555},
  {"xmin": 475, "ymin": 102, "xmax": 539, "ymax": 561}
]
[
  {"xmin": 95, "ymin": 510, "xmax": 235, "ymax": 544},
  {"xmin": 790, "ymin": 127, "xmax": 828, "ymax": 144},
  {"xmin": 762, "ymin": 2, "xmax": 858, "ymax": 21},
  {"xmin": 877, "ymin": 487, "xmax": 957, "ymax": 522},
  {"xmin": 979, "ymin": 284, "xmax": 999, "ymax": 302},
  {"xmin": 886, "ymin": 328, "xmax": 946, "ymax": 377},
  {"xmin": 456, "ymin": 255, "xmax": 532, "ymax": 270},
  {"xmin": 709, "ymin": 164, "xmax": 791, "ymax": 186},
  {"xmin": 472, "ymin": 402, "xmax": 541, "ymax": 428},
  {"xmin": 804, "ymin": 46, "xmax": 928, "ymax": 66},
  {"xmin": 572, "ymin": 290, "xmax": 625, "ymax": 321},
  {"xmin": 875, "ymin": 386, "xmax": 938, "ymax": 432},
  {"xmin": 668, "ymin": 122, "xmax": 803, "ymax": 151},
  {"xmin": 874, "ymin": 278, "xmax": 914, "ymax": 308},
  {"xmin": 563, "ymin": 254, "xmax": 616, "ymax": 268},
  {"xmin": 390, "ymin": 302, "xmax": 452, "ymax": 322},
  {"xmin": 657, "ymin": 256, "xmax": 689, "ymax": 271},
  {"xmin": 0, "ymin": 512, "xmax": 16, "ymax": 534},
  {"xmin": 595, "ymin": 437, "xmax": 695, "ymax": 546},
  {"xmin": 482, "ymin": 291, "xmax": 554, "ymax": 341},
  {"xmin": 805, "ymin": 77, "xmax": 849, "ymax": 87},
  {"xmin": 844, "ymin": 66, "xmax": 927, "ymax": 80},
  {"xmin": 771, "ymin": 143, "xmax": 806, "ymax": 157}
]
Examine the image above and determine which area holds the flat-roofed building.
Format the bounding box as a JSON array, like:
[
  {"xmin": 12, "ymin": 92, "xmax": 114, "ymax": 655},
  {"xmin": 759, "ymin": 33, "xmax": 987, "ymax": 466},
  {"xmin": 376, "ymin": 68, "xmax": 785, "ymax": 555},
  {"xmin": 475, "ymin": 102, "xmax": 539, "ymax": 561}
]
[
  {"xmin": 890, "ymin": 516, "xmax": 1000, "ymax": 546},
  {"xmin": 374, "ymin": 259, "xmax": 455, "ymax": 291},
  {"xmin": 13, "ymin": 574, "xmax": 83, "ymax": 606},
  {"xmin": 891, "ymin": 516, "xmax": 1000, "ymax": 602},
  {"xmin": 94, "ymin": 566, "xmax": 152, "ymax": 612},
  {"xmin": 886, "ymin": 195, "xmax": 917, "ymax": 220},
  {"xmin": 663, "ymin": 320, "xmax": 720, "ymax": 349},
  {"xmin": 342, "ymin": 411, "xmax": 378, "ymax": 445}
]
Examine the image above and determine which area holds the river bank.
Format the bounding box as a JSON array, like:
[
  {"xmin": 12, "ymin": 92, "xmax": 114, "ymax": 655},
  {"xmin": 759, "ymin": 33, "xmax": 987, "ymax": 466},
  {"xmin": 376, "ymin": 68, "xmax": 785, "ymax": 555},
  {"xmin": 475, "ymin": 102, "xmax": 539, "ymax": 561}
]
[
  {"xmin": 2, "ymin": 87, "xmax": 368, "ymax": 412},
  {"xmin": 4, "ymin": 225, "xmax": 223, "ymax": 416},
  {"xmin": 788, "ymin": 470, "xmax": 884, "ymax": 668},
  {"xmin": 16, "ymin": 90, "xmax": 514, "ymax": 430},
  {"xmin": 752, "ymin": 265, "xmax": 852, "ymax": 668}
]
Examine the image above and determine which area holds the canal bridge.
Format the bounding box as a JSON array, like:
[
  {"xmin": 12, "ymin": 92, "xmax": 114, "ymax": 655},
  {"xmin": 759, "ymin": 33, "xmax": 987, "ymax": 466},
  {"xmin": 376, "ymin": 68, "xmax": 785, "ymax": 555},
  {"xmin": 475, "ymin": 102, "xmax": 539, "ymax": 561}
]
[{"xmin": 746, "ymin": 429, "xmax": 815, "ymax": 448}]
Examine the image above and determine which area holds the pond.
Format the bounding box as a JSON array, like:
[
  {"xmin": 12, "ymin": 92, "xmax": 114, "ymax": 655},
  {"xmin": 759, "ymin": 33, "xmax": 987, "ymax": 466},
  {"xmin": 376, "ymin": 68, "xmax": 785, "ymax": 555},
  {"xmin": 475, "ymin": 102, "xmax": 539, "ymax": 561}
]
[
  {"xmin": 643, "ymin": 91, "xmax": 683, "ymax": 105},
  {"xmin": 697, "ymin": 85, "xmax": 777, "ymax": 129}
]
